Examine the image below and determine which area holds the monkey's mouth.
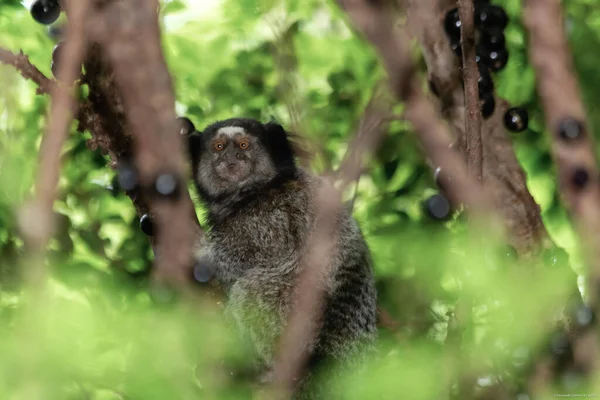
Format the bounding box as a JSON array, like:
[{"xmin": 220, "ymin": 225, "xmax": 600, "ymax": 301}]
[{"xmin": 216, "ymin": 161, "xmax": 248, "ymax": 181}]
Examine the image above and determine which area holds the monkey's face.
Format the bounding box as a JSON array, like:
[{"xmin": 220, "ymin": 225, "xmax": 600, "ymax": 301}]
[
  {"xmin": 188, "ymin": 118, "xmax": 298, "ymax": 201},
  {"xmin": 192, "ymin": 123, "xmax": 282, "ymax": 199},
  {"xmin": 208, "ymin": 126, "xmax": 274, "ymax": 182}
]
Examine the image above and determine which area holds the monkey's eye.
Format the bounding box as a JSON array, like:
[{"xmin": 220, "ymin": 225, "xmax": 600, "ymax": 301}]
[
  {"xmin": 213, "ymin": 140, "xmax": 224, "ymax": 151},
  {"xmin": 239, "ymin": 139, "xmax": 250, "ymax": 150}
]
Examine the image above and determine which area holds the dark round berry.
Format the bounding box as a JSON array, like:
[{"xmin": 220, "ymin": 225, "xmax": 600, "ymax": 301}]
[
  {"xmin": 451, "ymin": 40, "xmax": 462, "ymax": 58},
  {"xmin": 434, "ymin": 166, "xmax": 453, "ymax": 192},
  {"xmin": 47, "ymin": 24, "xmax": 65, "ymax": 41},
  {"xmin": 478, "ymin": 64, "xmax": 494, "ymax": 94},
  {"xmin": 51, "ymin": 41, "xmax": 63, "ymax": 76},
  {"xmin": 51, "ymin": 61, "xmax": 59, "ymax": 80},
  {"xmin": 117, "ymin": 162, "xmax": 139, "ymax": 192},
  {"xmin": 549, "ymin": 331, "xmax": 574, "ymax": 373},
  {"xmin": 489, "ymin": 49, "xmax": 509, "ymax": 72},
  {"xmin": 425, "ymin": 194, "xmax": 451, "ymax": 220},
  {"xmin": 480, "ymin": 30, "xmax": 506, "ymax": 51},
  {"xmin": 486, "ymin": 244, "xmax": 518, "ymax": 269},
  {"xmin": 550, "ymin": 331, "xmax": 572, "ymax": 358},
  {"xmin": 500, "ymin": 245, "xmax": 518, "ymax": 261},
  {"xmin": 480, "ymin": 91, "xmax": 496, "ymax": 118},
  {"xmin": 153, "ymin": 172, "xmax": 181, "ymax": 199},
  {"xmin": 149, "ymin": 282, "xmax": 178, "ymax": 306},
  {"xmin": 478, "ymin": 46, "xmax": 509, "ymax": 72},
  {"xmin": 504, "ymin": 107, "xmax": 529, "ymax": 132},
  {"xmin": 383, "ymin": 159, "xmax": 399, "ymax": 181},
  {"xmin": 542, "ymin": 246, "xmax": 569, "ymax": 268},
  {"xmin": 140, "ymin": 214, "xmax": 154, "ymax": 237},
  {"xmin": 193, "ymin": 259, "xmax": 215, "ymax": 283},
  {"xmin": 475, "ymin": 4, "xmax": 509, "ymax": 32},
  {"xmin": 177, "ymin": 117, "xmax": 195, "ymax": 136},
  {"xmin": 571, "ymin": 167, "xmax": 590, "ymax": 190},
  {"xmin": 50, "ymin": 41, "xmax": 79, "ymax": 82},
  {"xmin": 444, "ymin": 8, "xmax": 462, "ymax": 40},
  {"xmin": 557, "ymin": 118, "xmax": 585, "ymax": 141},
  {"xmin": 30, "ymin": 0, "xmax": 61, "ymax": 25},
  {"xmin": 574, "ymin": 305, "xmax": 595, "ymax": 328},
  {"xmin": 110, "ymin": 175, "xmax": 121, "ymax": 196}
]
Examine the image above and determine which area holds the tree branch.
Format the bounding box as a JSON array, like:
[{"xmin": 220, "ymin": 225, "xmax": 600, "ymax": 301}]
[
  {"xmin": 523, "ymin": 0, "xmax": 600, "ymax": 376},
  {"xmin": 268, "ymin": 88, "xmax": 392, "ymax": 399},
  {"xmin": 339, "ymin": 0, "xmax": 498, "ymax": 226},
  {"xmin": 406, "ymin": 0, "xmax": 551, "ymax": 255},
  {"xmin": 0, "ymin": 47, "xmax": 57, "ymax": 95},
  {"xmin": 17, "ymin": 0, "xmax": 91, "ymax": 286},
  {"xmin": 86, "ymin": 0, "xmax": 200, "ymax": 287},
  {"xmin": 457, "ymin": 0, "xmax": 482, "ymax": 181}
]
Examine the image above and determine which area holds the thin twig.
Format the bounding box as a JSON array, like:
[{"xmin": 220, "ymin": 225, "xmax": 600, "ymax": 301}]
[
  {"xmin": 268, "ymin": 92, "xmax": 392, "ymax": 399},
  {"xmin": 455, "ymin": 2, "xmax": 482, "ymax": 394},
  {"xmin": 10, "ymin": 0, "xmax": 91, "ymax": 393},
  {"xmin": 268, "ymin": 18, "xmax": 317, "ymax": 170},
  {"xmin": 457, "ymin": 0, "xmax": 482, "ymax": 181},
  {"xmin": 348, "ymin": 174, "xmax": 361, "ymax": 212},
  {"xmin": 0, "ymin": 48, "xmax": 57, "ymax": 95},
  {"xmin": 18, "ymin": 0, "xmax": 90, "ymax": 272}
]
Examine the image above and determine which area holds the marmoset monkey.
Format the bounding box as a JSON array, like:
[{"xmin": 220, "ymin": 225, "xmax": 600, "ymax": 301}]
[{"xmin": 187, "ymin": 118, "xmax": 377, "ymax": 398}]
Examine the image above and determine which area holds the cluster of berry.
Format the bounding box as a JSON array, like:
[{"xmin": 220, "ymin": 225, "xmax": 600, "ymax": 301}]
[
  {"xmin": 444, "ymin": 1, "xmax": 529, "ymax": 132},
  {"xmin": 445, "ymin": 3, "xmax": 509, "ymax": 72},
  {"xmin": 29, "ymin": 0, "xmax": 72, "ymax": 82}
]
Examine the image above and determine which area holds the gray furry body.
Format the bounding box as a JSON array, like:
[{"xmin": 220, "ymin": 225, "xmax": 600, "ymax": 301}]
[{"xmin": 188, "ymin": 118, "xmax": 377, "ymax": 395}]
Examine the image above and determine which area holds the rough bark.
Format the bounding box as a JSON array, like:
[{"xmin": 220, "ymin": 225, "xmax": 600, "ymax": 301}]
[
  {"xmin": 457, "ymin": 0, "xmax": 483, "ymax": 181},
  {"xmin": 406, "ymin": 0, "xmax": 551, "ymax": 255}
]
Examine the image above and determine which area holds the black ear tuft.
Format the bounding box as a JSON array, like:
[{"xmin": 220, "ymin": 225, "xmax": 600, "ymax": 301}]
[
  {"xmin": 187, "ymin": 132, "xmax": 203, "ymax": 172},
  {"xmin": 263, "ymin": 121, "xmax": 296, "ymax": 175},
  {"xmin": 263, "ymin": 121, "xmax": 285, "ymax": 137}
]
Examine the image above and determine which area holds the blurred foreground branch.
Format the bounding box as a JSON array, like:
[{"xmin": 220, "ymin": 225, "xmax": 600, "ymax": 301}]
[
  {"xmin": 88, "ymin": 0, "xmax": 199, "ymax": 287},
  {"xmin": 269, "ymin": 88, "xmax": 392, "ymax": 399},
  {"xmin": 17, "ymin": 0, "xmax": 90, "ymax": 284},
  {"xmin": 523, "ymin": 0, "xmax": 600, "ymax": 382}
]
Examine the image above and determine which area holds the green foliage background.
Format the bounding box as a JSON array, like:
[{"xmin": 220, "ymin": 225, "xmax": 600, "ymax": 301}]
[{"xmin": 0, "ymin": 0, "xmax": 599, "ymax": 398}]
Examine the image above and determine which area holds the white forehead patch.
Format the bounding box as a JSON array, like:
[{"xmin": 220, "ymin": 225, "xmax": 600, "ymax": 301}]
[{"xmin": 217, "ymin": 126, "xmax": 246, "ymax": 138}]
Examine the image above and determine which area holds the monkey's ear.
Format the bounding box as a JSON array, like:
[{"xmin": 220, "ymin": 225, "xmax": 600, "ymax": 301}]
[
  {"xmin": 263, "ymin": 120, "xmax": 286, "ymax": 137},
  {"xmin": 263, "ymin": 121, "xmax": 295, "ymax": 170},
  {"xmin": 187, "ymin": 131, "xmax": 203, "ymax": 167}
]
